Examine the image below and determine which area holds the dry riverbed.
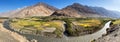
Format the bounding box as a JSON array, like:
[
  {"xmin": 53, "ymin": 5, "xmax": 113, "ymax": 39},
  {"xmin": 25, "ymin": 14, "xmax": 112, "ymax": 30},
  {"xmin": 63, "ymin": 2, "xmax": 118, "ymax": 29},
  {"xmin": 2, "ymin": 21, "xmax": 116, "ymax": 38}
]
[{"xmin": 95, "ymin": 24, "xmax": 120, "ymax": 42}]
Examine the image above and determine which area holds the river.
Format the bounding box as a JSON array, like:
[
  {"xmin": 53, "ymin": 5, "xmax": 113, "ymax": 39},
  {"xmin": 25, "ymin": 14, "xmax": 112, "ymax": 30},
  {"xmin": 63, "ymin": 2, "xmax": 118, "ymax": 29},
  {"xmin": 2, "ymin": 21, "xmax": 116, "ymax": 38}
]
[{"xmin": 22, "ymin": 21, "xmax": 111, "ymax": 42}]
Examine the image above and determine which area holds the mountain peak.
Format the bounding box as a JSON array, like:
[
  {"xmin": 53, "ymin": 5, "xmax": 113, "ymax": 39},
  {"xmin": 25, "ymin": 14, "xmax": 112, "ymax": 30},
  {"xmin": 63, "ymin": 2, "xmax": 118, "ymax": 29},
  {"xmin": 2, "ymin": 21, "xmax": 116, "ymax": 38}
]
[
  {"xmin": 72, "ymin": 3, "xmax": 83, "ymax": 6},
  {"xmin": 33, "ymin": 2, "xmax": 58, "ymax": 11},
  {"xmin": 35, "ymin": 2, "xmax": 48, "ymax": 6},
  {"xmin": 51, "ymin": 3, "xmax": 101, "ymax": 17},
  {"xmin": 1, "ymin": 2, "xmax": 58, "ymax": 17},
  {"xmin": 64, "ymin": 3, "xmax": 97, "ymax": 14}
]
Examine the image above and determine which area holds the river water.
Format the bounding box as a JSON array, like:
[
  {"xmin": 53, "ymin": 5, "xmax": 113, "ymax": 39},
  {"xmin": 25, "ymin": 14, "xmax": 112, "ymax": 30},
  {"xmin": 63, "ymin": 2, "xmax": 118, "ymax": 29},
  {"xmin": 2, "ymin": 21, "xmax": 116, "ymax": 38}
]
[{"xmin": 23, "ymin": 21, "xmax": 111, "ymax": 42}]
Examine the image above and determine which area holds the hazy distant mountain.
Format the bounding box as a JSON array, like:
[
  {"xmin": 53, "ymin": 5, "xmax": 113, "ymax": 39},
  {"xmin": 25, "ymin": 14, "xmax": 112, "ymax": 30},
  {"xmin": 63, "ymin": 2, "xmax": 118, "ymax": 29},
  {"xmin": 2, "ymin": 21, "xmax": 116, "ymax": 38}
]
[
  {"xmin": 0, "ymin": 8, "xmax": 23, "ymax": 17},
  {"xmin": 0, "ymin": 2, "xmax": 58, "ymax": 17},
  {"xmin": 51, "ymin": 3, "xmax": 102, "ymax": 17},
  {"xmin": 90, "ymin": 7, "xmax": 120, "ymax": 18}
]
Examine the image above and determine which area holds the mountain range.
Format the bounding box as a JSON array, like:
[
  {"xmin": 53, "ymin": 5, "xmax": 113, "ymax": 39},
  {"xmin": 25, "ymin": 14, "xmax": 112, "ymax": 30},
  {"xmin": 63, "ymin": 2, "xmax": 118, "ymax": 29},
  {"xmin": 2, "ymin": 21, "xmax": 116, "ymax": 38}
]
[
  {"xmin": 0, "ymin": 2, "xmax": 120, "ymax": 18},
  {"xmin": 0, "ymin": 3, "xmax": 58, "ymax": 17}
]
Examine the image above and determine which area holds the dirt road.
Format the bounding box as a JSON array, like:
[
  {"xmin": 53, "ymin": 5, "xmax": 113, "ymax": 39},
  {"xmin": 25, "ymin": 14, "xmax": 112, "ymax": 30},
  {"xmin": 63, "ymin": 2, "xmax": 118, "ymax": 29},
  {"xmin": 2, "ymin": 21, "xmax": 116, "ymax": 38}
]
[
  {"xmin": 0, "ymin": 23, "xmax": 19, "ymax": 42},
  {"xmin": 0, "ymin": 22, "xmax": 29, "ymax": 42}
]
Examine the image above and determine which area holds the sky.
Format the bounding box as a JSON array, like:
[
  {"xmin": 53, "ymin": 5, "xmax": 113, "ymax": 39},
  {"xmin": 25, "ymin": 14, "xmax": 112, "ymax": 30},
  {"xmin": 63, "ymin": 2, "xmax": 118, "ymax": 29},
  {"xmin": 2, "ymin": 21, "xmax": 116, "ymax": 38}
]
[{"xmin": 0, "ymin": 0, "xmax": 120, "ymax": 12}]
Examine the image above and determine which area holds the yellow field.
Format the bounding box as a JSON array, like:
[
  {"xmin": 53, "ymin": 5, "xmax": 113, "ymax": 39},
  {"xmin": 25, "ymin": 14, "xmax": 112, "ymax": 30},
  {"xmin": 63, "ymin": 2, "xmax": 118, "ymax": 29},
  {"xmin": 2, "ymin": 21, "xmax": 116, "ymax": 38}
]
[
  {"xmin": 73, "ymin": 19, "xmax": 101, "ymax": 27},
  {"xmin": 10, "ymin": 20, "xmax": 63, "ymax": 31},
  {"xmin": 113, "ymin": 20, "xmax": 120, "ymax": 24}
]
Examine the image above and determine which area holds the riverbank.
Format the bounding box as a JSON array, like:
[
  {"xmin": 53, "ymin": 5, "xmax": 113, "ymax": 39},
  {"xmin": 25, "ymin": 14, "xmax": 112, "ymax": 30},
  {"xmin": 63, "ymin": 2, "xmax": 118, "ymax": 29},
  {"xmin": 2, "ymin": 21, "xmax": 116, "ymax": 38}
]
[
  {"xmin": 0, "ymin": 23, "xmax": 29, "ymax": 42},
  {"xmin": 0, "ymin": 29, "xmax": 19, "ymax": 42}
]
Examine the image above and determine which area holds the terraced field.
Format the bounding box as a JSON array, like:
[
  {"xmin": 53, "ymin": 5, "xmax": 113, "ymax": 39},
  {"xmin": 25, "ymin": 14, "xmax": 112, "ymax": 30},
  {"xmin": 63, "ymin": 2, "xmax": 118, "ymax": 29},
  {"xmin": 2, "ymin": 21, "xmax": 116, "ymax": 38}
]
[{"xmin": 9, "ymin": 17, "xmax": 65, "ymax": 37}]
